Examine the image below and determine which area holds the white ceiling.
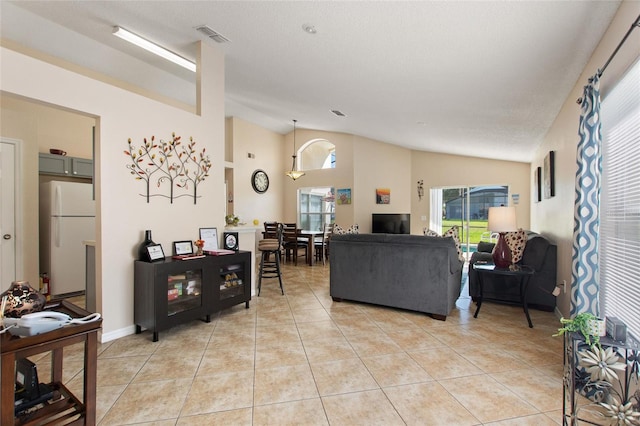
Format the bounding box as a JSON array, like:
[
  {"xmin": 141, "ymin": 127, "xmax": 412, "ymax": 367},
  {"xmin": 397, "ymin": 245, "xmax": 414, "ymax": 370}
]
[{"xmin": 1, "ymin": 1, "xmax": 621, "ymax": 162}]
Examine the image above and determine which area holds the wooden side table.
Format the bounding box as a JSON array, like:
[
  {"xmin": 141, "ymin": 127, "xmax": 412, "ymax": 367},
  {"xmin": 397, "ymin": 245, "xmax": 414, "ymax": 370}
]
[
  {"xmin": 1, "ymin": 300, "xmax": 102, "ymax": 425},
  {"xmin": 472, "ymin": 262, "xmax": 535, "ymax": 327}
]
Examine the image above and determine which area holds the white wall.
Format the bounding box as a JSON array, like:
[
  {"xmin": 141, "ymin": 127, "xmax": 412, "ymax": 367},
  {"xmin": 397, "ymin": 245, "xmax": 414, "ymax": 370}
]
[
  {"xmin": 532, "ymin": 1, "xmax": 640, "ymax": 317},
  {"xmin": 0, "ymin": 42, "xmax": 225, "ymax": 340}
]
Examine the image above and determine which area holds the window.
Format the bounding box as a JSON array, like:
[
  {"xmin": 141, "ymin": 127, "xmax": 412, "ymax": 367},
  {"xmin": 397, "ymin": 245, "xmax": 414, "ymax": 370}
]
[
  {"xmin": 600, "ymin": 59, "xmax": 640, "ymax": 339},
  {"xmin": 299, "ymin": 140, "xmax": 335, "ymax": 171},
  {"xmin": 298, "ymin": 187, "xmax": 335, "ymax": 231}
]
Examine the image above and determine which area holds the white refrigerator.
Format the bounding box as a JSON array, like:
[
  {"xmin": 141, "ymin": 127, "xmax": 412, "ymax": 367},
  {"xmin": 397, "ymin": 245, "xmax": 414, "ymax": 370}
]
[{"xmin": 40, "ymin": 181, "xmax": 95, "ymax": 296}]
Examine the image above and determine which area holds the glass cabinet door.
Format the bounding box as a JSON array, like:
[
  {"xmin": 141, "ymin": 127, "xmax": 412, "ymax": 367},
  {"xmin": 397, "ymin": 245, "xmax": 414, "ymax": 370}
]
[
  {"xmin": 219, "ymin": 264, "xmax": 245, "ymax": 300},
  {"xmin": 167, "ymin": 269, "xmax": 202, "ymax": 316}
]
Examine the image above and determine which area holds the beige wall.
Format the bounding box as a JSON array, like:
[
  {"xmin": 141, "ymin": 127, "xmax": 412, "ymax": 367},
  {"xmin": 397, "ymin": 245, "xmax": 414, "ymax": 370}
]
[
  {"xmin": 532, "ymin": 1, "xmax": 640, "ymax": 317},
  {"xmin": 411, "ymin": 151, "xmax": 531, "ymax": 235},
  {"xmin": 227, "ymin": 117, "xmax": 285, "ymax": 224},
  {"xmin": 353, "ymin": 136, "xmax": 413, "ymax": 232},
  {"xmin": 1, "ymin": 42, "xmax": 225, "ymax": 340}
]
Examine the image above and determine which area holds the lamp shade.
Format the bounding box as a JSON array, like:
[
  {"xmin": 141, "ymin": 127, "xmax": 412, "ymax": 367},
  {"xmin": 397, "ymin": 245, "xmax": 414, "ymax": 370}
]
[{"xmin": 487, "ymin": 206, "xmax": 516, "ymax": 233}]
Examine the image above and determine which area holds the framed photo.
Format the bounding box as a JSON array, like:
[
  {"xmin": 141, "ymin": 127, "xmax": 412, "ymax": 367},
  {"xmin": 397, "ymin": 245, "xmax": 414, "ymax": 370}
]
[
  {"xmin": 544, "ymin": 151, "xmax": 555, "ymax": 199},
  {"xmin": 173, "ymin": 240, "xmax": 193, "ymax": 256},
  {"xmin": 146, "ymin": 244, "xmax": 165, "ymax": 262},
  {"xmin": 199, "ymin": 227, "xmax": 219, "ymax": 251}
]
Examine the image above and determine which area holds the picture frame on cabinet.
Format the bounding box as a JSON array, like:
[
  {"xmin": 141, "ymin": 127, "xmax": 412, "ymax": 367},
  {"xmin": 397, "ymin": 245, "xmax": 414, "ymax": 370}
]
[
  {"xmin": 199, "ymin": 227, "xmax": 219, "ymax": 251},
  {"xmin": 146, "ymin": 244, "xmax": 165, "ymax": 262},
  {"xmin": 173, "ymin": 241, "xmax": 194, "ymax": 256}
]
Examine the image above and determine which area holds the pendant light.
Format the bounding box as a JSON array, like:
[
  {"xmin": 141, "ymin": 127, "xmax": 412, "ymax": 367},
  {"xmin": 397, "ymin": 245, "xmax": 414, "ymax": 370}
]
[{"xmin": 285, "ymin": 119, "xmax": 305, "ymax": 180}]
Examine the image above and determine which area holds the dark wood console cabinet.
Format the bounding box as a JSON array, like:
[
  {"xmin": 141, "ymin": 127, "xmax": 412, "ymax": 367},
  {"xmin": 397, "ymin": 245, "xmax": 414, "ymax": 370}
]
[{"xmin": 134, "ymin": 251, "xmax": 251, "ymax": 341}]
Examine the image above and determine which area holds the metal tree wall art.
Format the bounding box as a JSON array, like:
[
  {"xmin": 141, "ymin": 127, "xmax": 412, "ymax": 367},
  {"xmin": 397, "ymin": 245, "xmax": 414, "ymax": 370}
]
[{"xmin": 124, "ymin": 133, "xmax": 211, "ymax": 204}]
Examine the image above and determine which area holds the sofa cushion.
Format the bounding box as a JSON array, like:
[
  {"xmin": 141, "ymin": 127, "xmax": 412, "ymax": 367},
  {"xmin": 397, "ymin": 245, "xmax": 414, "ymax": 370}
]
[
  {"xmin": 423, "ymin": 226, "xmax": 464, "ymax": 262},
  {"xmin": 505, "ymin": 228, "xmax": 527, "ymax": 263},
  {"xmin": 334, "ymin": 224, "xmax": 359, "ymax": 235}
]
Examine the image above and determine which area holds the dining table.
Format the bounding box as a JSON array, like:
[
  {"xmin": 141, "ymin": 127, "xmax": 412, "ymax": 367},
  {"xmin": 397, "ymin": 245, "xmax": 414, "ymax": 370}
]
[{"xmin": 296, "ymin": 230, "xmax": 324, "ymax": 266}]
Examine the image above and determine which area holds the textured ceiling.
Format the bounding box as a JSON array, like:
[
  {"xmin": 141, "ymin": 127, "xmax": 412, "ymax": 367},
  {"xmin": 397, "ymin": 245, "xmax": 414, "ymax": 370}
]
[{"xmin": 0, "ymin": 1, "xmax": 621, "ymax": 162}]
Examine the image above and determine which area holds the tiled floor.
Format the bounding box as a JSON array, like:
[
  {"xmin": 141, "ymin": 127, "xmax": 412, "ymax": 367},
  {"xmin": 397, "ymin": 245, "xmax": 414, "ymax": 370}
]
[{"xmin": 34, "ymin": 263, "xmax": 565, "ymax": 425}]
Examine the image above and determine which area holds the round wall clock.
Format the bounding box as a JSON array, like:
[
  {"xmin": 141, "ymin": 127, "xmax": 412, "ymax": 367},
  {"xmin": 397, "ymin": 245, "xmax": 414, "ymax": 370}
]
[{"xmin": 251, "ymin": 169, "xmax": 269, "ymax": 194}]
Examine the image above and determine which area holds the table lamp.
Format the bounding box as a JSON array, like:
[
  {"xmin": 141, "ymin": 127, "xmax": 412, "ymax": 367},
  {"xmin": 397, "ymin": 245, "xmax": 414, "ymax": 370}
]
[{"xmin": 487, "ymin": 206, "xmax": 517, "ymax": 268}]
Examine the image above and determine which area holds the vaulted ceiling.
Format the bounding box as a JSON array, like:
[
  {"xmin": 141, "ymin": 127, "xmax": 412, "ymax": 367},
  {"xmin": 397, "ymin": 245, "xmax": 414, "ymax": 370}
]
[{"xmin": 1, "ymin": 1, "xmax": 621, "ymax": 162}]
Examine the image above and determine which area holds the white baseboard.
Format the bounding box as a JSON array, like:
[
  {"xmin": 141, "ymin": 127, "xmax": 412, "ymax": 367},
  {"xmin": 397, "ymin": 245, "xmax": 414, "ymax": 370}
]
[{"xmin": 100, "ymin": 325, "xmax": 136, "ymax": 343}]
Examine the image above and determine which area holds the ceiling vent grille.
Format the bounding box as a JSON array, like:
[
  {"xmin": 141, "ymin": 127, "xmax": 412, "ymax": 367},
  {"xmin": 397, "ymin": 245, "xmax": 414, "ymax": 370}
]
[
  {"xmin": 331, "ymin": 109, "xmax": 346, "ymax": 117},
  {"xmin": 195, "ymin": 25, "xmax": 230, "ymax": 43}
]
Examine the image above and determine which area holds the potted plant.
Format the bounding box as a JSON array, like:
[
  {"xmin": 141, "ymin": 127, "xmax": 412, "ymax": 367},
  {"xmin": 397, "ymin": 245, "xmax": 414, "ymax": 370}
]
[{"xmin": 554, "ymin": 312, "xmax": 605, "ymax": 347}]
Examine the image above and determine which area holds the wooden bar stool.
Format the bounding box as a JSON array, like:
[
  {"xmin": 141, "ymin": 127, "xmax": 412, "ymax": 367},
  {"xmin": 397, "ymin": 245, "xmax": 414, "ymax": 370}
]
[{"xmin": 258, "ymin": 223, "xmax": 284, "ymax": 295}]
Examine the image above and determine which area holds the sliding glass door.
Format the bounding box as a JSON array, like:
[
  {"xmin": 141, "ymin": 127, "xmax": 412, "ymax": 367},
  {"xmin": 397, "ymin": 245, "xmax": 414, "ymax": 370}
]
[
  {"xmin": 430, "ymin": 186, "xmax": 508, "ymax": 260},
  {"xmin": 298, "ymin": 187, "xmax": 335, "ymax": 231}
]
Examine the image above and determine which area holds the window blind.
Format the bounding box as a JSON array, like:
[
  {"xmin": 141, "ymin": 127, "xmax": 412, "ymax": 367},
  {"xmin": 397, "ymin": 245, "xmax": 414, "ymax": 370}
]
[{"xmin": 600, "ymin": 58, "xmax": 640, "ymax": 340}]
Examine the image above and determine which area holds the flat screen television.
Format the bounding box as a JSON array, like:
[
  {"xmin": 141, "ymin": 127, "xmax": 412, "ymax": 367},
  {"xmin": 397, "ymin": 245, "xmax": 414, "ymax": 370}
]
[{"xmin": 372, "ymin": 213, "xmax": 410, "ymax": 234}]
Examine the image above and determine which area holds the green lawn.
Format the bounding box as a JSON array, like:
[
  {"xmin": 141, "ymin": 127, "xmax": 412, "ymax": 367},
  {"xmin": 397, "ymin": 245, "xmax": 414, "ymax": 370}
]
[{"xmin": 442, "ymin": 219, "xmax": 489, "ymax": 244}]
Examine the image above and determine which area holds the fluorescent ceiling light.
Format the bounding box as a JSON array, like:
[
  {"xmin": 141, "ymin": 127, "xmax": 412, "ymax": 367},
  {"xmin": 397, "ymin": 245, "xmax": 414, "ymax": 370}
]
[{"xmin": 113, "ymin": 26, "xmax": 196, "ymax": 72}]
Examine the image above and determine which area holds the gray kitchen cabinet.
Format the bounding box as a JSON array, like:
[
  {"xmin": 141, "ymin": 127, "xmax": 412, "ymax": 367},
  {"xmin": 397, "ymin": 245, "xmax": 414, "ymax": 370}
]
[{"xmin": 39, "ymin": 153, "xmax": 93, "ymax": 178}]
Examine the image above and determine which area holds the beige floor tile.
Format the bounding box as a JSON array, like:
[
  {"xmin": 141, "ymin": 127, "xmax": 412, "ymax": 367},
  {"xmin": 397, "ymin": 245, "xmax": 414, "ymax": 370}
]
[
  {"xmin": 180, "ymin": 370, "xmax": 254, "ymax": 416},
  {"xmin": 484, "ymin": 413, "xmax": 560, "ymax": 425},
  {"xmin": 197, "ymin": 346, "xmax": 255, "ymax": 375},
  {"xmin": 96, "ymin": 384, "xmax": 126, "ymax": 424},
  {"xmin": 361, "ymin": 352, "xmax": 433, "ymax": 387},
  {"xmin": 100, "ymin": 378, "xmax": 192, "ymax": 425},
  {"xmin": 440, "ymin": 375, "xmax": 538, "ymax": 423},
  {"xmin": 292, "ymin": 308, "xmax": 332, "ymax": 323},
  {"xmin": 409, "ymin": 348, "xmax": 482, "ymax": 380},
  {"xmin": 302, "ymin": 336, "xmax": 358, "ymax": 364},
  {"xmin": 384, "ymin": 328, "xmax": 447, "ymax": 351},
  {"xmin": 254, "ymin": 364, "xmax": 319, "ymax": 405},
  {"xmin": 176, "ymin": 408, "xmax": 253, "ymax": 425},
  {"xmin": 322, "ymin": 389, "xmax": 405, "ymax": 425},
  {"xmin": 255, "ymin": 342, "xmax": 309, "ymax": 369},
  {"xmin": 296, "ymin": 320, "xmax": 344, "ymax": 341},
  {"xmin": 491, "ymin": 368, "xmax": 563, "ymax": 411},
  {"xmin": 98, "ymin": 333, "xmax": 159, "ymax": 358},
  {"xmin": 383, "ymin": 381, "xmax": 480, "ymax": 425},
  {"xmin": 457, "ymin": 345, "xmax": 523, "ymax": 373},
  {"xmin": 133, "ymin": 352, "xmax": 201, "ymax": 382},
  {"xmin": 311, "ymin": 358, "xmax": 379, "ymax": 396},
  {"xmin": 346, "ymin": 333, "xmax": 403, "ymax": 357},
  {"xmin": 255, "ymin": 324, "xmax": 301, "ymax": 348},
  {"xmin": 256, "ymin": 308, "xmax": 295, "ymax": 326},
  {"xmin": 97, "ymin": 355, "xmax": 149, "ymax": 386},
  {"xmin": 253, "ymin": 398, "xmax": 329, "ymax": 425}
]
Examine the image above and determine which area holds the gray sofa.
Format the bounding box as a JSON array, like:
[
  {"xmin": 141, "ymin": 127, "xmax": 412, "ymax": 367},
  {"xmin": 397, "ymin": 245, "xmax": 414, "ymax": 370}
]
[
  {"xmin": 468, "ymin": 231, "xmax": 557, "ymax": 311},
  {"xmin": 329, "ymin": 233, "xmax": 464, "ymax": 320}
]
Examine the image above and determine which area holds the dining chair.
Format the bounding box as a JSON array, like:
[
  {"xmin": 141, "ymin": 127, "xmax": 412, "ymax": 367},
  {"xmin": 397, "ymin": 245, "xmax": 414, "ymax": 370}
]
[
  {"xmin": 282, "ymin": 222, "xmax": 307, "ymax": 266},
  {"xmin": 314, "ymin": 223, "xmax": 334, "ymax": 266},
  {"xmin": 257, "ymin": 223, "xmax": 284, "ymax": 295}
]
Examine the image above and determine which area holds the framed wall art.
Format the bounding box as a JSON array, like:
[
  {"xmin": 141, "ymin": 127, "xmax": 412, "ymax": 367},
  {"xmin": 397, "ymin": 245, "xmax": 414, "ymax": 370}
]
[
  {"xmin": 534, "ymin": 166, "xmax": 542, "ymax": 202},
  {"xmin": 337, "ymin": 188, "xmax": 352, "ymax": 205},
  {"xmin": 544, "ymin": 151, "xmax": 555, "ymax": 199},
  {"xmin": 376, "ymin": 188, "xmax": 390, "ymax": 204}
]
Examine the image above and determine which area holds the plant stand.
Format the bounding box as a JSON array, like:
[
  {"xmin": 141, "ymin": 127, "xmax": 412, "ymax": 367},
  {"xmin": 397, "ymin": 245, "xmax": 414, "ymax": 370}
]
[{"xmin": 563, "ymin": 332, "xmax": 640, "ymax": 425}]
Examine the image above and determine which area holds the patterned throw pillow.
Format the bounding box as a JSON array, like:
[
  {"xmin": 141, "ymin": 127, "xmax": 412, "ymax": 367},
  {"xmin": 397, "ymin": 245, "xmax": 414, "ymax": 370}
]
[
  {"xmin": 504, "ymin": 228, "xmax": 527, "ymax": 263},
  {"xmin": 423, "ymin": 226, "xmax": 464, "ymax": 262},
  {"xmin": 333, "ymin": 224, "xmax": 345, "ymax": 235},
  {"xmin": 442, "ymin": 225, "xmax": 464, "ymax": 262},
  {"xmin": 347, "ymin": 224, "xmax": 359, "ymax": 234},
  {"xmin": 423, "ymin": 228, "xmax": 440, "ymax": 237},
  {"xmin": 333, "ymin": 224, "xmax": 358, "ymax": 235}
]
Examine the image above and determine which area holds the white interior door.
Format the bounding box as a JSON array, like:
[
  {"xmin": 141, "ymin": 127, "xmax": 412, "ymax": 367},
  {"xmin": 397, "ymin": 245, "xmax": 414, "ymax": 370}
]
[{"xmin": 0, "ymin": 139, "xmax": 18, "ymax": 284}]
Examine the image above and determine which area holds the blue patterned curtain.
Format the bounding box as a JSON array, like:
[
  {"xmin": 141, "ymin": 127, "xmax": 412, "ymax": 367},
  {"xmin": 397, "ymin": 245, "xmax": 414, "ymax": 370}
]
[{"xmin": 571, "ymin": 73, "xmax": 602, "ymax": 316}]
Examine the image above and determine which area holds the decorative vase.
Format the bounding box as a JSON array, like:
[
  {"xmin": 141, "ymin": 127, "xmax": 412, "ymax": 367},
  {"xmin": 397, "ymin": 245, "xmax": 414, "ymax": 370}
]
[
  {"xmin": 0, "ymin": 281, "xmax": 47, "ymax": 318},
  {"xmin": 492, "ymin": 232, "xmax": 512, "ymax": 268},
  {"xmin": 588, "ymin": 318, "xmax": 607, "ymax": 337},
  {"xmin": 138, "ymin": 230, "xmax": 155, "ymax": 262}
]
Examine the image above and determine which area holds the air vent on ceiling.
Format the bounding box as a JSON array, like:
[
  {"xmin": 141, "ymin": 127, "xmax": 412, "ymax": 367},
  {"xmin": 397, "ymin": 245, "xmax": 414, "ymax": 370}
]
[
  {"xmin": 331, "ymin": 109, "xmax": 347, "ymax": 117},
  {"xmin": 195, "ymin": 25, "xmax": 230, "ymax": 43}
]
